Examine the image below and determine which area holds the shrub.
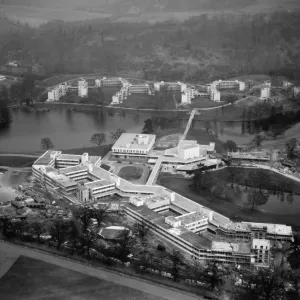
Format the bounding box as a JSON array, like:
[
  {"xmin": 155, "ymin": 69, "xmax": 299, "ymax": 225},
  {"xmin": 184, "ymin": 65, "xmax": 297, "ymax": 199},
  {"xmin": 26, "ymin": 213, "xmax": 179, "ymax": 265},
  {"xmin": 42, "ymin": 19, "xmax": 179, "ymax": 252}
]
[{"xmin": 157, "ymin": 244, "xmax": 166, "ymax": 251}]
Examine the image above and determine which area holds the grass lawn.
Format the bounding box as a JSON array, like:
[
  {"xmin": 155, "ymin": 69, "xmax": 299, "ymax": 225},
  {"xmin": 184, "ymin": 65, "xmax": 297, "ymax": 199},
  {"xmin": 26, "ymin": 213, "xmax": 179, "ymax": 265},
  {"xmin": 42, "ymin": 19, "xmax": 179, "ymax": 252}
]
[
  {"xmin": 0, "ymin": 156, "xmax": 36, "ymax": 167},
  {"xmin": 117, "ymin": 93, "xmax": 176, "ymax": 110},
  {"xmin": 63, "ymin": 144, "xmax": 112, "ymax": 157},
  {"xmin": 118, "ymin": 165, "xmax": 144, "ymax": 181},
  {"xmin": 188, "ymin": 97, "xmax": 226, "ymax": 108},
  {"xmin": 0, "ymin": 256, "xmax": 165, "ymax": 300}
]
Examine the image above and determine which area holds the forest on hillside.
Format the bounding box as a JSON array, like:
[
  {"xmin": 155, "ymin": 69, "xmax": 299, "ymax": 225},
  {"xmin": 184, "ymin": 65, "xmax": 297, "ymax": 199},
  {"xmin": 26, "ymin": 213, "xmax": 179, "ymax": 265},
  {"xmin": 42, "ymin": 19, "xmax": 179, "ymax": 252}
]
[{"xmin": 0, "ymin": 10, "xmax": 300, "ymax": 82}]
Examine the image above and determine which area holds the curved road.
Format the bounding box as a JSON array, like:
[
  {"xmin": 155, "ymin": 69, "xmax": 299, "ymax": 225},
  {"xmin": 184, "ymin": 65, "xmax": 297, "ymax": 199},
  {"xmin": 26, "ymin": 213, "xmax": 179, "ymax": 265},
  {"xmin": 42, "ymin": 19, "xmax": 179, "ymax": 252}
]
[{"xmin": 0, "ymin": 241, "xmax": 202, "ymax": 300}]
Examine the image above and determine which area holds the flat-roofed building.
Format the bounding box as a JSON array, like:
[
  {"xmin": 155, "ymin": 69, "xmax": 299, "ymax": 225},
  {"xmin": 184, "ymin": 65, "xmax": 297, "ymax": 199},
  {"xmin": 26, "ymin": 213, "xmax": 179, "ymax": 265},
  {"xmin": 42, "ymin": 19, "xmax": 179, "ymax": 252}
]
[
  {"xmin": 260, "ymin": 86, "xmax": 270, "ymax": 100},
  {"xmin": 78, "ymin": 79, "xmax": 88, "ymax": 97},
  {"xmin": 210, "ymin": 89, "xmax": 221, "ymax": 102},
  {"xmin": 213, "ymin": 80, "xmax": 246, "ymax": 91},
  {"xmin": 84, "ymin": 179, "xmax": 115, "ymax": 200},
  {"xmin": 128, "ymin": 83, "xmax": 150, "ymax": 94},
  {"xmin": 98, "ymin": 77, "xmax": 123, "ymax": 87},
  {"xmin": 47, "ymin": 83, "xmax": 68, "ymax": 102},
  {"xmin": 112, "ymin": 133, "xmax": 156, "ymax": 157},
  {"xmin": 227, "ymin": 151, "xmax": 270, "ymax": 162},
  {"xmin": 59, "ymin": 165, "xmax": 89, "ymax": 182},
  {"xmin": 252, "ymin": 239, "xmax": 271, "ymax": 265}
]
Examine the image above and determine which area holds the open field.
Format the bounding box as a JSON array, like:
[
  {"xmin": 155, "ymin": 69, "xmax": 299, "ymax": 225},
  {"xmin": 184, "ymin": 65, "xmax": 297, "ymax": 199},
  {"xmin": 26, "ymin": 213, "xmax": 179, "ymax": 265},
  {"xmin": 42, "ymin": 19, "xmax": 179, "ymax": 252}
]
[
  {"xmin": 117, "ymin": 94, "xmax": 176, "ymax": 110},
  {"xmin": 0, "ymin": 256, "xmax": 167, "ymax": 300},
  {"xmin": 0, "ymin": 5, "xmax": 111, "ymax": 27},
  {"xmin": 62, "ymin": 144, "xmax": 112, "ymax": 157},
  {"xmin": 188, "ymin": 97, "xmax": 226, "ymax": 109},
  {"xmin": 0, "ymin": 156, "xmax": 36, "ymax": 167}
]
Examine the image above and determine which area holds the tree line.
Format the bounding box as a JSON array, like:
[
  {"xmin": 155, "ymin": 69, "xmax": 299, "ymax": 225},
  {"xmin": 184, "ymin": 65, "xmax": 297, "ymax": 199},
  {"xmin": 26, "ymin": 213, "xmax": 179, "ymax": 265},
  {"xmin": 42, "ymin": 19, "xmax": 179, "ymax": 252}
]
[{"xmin": 1, "ymin": 11, "xmax": 300, "ymax": 82}]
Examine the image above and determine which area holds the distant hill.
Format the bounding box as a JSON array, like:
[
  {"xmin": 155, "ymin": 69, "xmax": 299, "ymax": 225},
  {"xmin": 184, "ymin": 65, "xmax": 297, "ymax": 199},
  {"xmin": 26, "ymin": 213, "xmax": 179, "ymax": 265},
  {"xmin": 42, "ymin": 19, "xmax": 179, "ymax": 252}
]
[{"xmin": 2, "ymin": 0, "xmax": 300, "ymax": 14}]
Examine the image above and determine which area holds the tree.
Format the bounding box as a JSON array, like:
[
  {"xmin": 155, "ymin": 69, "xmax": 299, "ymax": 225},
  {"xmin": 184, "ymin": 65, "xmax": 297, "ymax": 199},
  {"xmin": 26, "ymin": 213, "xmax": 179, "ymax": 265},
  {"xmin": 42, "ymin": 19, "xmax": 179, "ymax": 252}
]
[
  {"xmin": 41, "ymin": 138, "xmax": 54, "ymax": 150},
  {"xmin": 90, "ymin": 133, "xmax": 106, "ymax": 146},
  {"xmin": 110, "ymin": 129, "xmax": 126, "ymax": 141},
  {"xmin": 142, "ymin": 118, "xmax": 154, "ymax": 134},
  {"xmin": 30, "ymin": 220, "xmax": 45, "ymax": 243},
  {"xmin": 116, "ymin": 229, "xmax": 135, "ymax": 263},
  {"xmin": 134, "ymin": 220, "xmax": 150, "ymax": 247},
  {"xmin": 92, "ymin": 206, "xmax": 108, "ymax": 228},
  {"xmin": 247, "ymin": 188, "xmax": 269, "ymax": 211},
  {"xmin": 168, "ymin": 250, "xmax": 184, "ymax": 282},
  {"xmin": 286, "ymin": 138, "xmax": 298, "ymax": 159},
  {"xmin": 68, "ymin": 219, "xmax": 81, "ymax": 254},
  {"xmin": 225, "ymin": 140, "xmax": 237, "ymax": 152},
  {"xmin": 201, "ymin": 261, "xmax": 229, "ymax": 291},
  {"xmin": 79, "ymin": 230, "xmax": 96, "ymax": 258},
  {"xmin": 252, "ymin": 134, "xmax": 264, "ymax": 148},
  {"xmin": 75, "ymin": 207, "xmax": 92, "ymax": 233},
  {"xmin": 0, "ymin": 100, "xmax": 12, "ymax": 126},
  {"xmin": 49, "ymin": 219, "xmax": 69, "ymax": 251}
]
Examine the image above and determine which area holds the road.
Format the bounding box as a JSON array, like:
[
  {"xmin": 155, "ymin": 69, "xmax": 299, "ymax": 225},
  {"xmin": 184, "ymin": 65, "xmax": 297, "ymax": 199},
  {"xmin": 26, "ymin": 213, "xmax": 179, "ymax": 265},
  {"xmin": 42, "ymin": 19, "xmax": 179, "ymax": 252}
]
[
  {"xmin": 0, "ymin": 153, "xmax": 39, "ymax": 158},
  {"xmin": 0, "ymin": 241, "xmax": 202, "ymax": 300}
]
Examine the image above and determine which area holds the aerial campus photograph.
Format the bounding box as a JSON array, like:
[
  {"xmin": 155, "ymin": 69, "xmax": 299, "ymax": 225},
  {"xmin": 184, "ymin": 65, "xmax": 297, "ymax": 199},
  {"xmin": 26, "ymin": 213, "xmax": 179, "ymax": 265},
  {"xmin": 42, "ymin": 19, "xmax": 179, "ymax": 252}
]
[{"xmin": 1, "ymin": 1, "xmax": 300, "ymax": 300}]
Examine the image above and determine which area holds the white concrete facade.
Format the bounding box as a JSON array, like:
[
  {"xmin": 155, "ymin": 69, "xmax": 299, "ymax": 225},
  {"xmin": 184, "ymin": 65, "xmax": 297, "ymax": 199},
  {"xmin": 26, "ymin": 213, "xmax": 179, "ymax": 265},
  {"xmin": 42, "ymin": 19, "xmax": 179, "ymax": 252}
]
[
  {"xmin": 47, "ymin": 83, "xmax": 68, "ymax": 101},
  {"xmin": 260, "ymin": 86, "xmax": 270, "ymax": 100},
  {"xmin": 78, "ymin": 79, "xmax": 88, "ymax": 97}
]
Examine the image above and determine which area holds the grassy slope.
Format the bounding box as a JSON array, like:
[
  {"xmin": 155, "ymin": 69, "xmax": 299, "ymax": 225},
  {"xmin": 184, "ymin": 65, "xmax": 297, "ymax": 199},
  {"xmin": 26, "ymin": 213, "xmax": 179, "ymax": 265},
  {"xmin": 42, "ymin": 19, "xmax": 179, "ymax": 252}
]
[{"xmin": 0, "ymin": 256, "xmax": 165, "ymax": 300}]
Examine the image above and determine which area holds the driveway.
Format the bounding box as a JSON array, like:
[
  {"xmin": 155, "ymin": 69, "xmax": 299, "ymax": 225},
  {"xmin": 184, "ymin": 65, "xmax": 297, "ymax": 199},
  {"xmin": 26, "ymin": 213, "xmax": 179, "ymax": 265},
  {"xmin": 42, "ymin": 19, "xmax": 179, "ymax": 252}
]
[{"xmin": 0, "ymin": 241, "xmax": 202, "ymax": 300}]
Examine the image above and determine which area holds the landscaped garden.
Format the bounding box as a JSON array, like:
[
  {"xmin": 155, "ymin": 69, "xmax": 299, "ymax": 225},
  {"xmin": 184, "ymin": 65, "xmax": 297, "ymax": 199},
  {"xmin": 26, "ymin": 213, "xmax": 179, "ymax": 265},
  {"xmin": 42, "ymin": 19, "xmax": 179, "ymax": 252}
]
[{"xmin": 118, "ymin": 165, "xmax": 145, "ymax": 181}]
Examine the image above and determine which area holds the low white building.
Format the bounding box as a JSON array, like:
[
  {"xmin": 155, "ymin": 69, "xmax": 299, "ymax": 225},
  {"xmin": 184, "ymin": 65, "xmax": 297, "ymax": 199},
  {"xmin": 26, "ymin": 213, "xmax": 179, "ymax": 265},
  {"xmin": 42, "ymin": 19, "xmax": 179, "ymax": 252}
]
[
  {"xmin": 78, "ymin": 79, "xmax": 88, "ymax": 98},
  {"xmin": 260, "ymin": 86, "xmax": 270, "ymax": 100},
  {"xmin": 112, "ymin": 133, "xmax": 156, "ymax": 157},
  {"xmin": 0, "ymin": 75, "xmax": 6, "ymax": 81},
  {"xmin": 47, "ymin": 83, "xmax": 68, "ymax": 101}
]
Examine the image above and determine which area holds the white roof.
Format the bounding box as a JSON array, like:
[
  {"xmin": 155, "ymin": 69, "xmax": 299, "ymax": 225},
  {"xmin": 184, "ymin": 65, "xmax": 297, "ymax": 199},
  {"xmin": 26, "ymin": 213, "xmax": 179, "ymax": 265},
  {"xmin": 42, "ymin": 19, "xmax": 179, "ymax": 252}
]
[
  {"xmin": 252, "ymin": 239, "xmax": 271, "ymax": 248},
  {"xmin": 112, "ymin": 133, "xmax": 155, "ymax": 150},
  {"xmin": 243, "ymin": 222, "xmax": 293, "ymax": 236}
]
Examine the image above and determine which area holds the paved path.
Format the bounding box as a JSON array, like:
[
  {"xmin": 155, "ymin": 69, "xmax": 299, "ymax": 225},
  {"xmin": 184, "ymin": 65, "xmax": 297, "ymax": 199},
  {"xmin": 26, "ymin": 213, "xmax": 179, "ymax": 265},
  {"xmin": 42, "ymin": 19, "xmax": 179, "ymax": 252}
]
[
  {"xmin": 0, "ymin": 153, "xmax": 39, "ymax": 158},
  {"xmin": 0, "ymin": 241, "xmax": 201, "ymax": 300},
  {"xmin": 181, "ymin": 108, "xmax": 197, "ymax": 140}
]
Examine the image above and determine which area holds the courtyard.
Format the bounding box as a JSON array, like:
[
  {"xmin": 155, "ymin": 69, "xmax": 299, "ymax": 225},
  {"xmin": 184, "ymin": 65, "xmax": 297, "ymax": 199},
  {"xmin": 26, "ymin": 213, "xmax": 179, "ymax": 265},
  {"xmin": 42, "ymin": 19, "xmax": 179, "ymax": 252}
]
[{"xmin": 111, "ymin": 163, "xmax": 151, "ymax": 184}]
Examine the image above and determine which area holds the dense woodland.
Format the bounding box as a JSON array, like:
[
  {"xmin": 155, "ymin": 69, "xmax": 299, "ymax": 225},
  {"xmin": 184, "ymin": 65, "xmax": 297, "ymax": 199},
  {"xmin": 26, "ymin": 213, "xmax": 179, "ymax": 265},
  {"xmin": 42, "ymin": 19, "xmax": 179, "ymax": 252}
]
[{"xmin": 0, "ymin": 10, "xmax": 300, "ymax": 82}]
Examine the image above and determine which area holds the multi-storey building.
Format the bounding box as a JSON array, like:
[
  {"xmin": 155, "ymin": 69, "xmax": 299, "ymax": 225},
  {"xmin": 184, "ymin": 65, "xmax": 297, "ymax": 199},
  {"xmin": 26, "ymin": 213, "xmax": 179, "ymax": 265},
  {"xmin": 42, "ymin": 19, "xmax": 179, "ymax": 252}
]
[
  {"xmin": 78, "ymin": 79, "xmax": 88, "ymax": 97},
  {"xmin": 252, "ymin": 239, "xmax": 271, "ymax": 265},
  {"xmin": 128, "ymin": 83, "xmax": 151, "ymax": 94},
  {"xmin": 260, "ymin": 86, "xmax": 270, "ymax": 100},
  {"xmin": 47, "ymin": 83, "xmax": 68, "ymax": 101},
  {"xmin": 112, "ymin": 133, "xmax": 156, "ymax": 157},
  {"xmin": 213, "ymin": 80, "xmax": 246, "ymax": 91},
  {"xmin": 227, "ymin": 151, "xmax": 271, "ymax": 162},
  {"xmin": 210, "ymin": 89, "xmax": 221, "ymax": 102},
  {"xmin": 96, "ymin": 77, "xmax": 123, "ymax": 87}
]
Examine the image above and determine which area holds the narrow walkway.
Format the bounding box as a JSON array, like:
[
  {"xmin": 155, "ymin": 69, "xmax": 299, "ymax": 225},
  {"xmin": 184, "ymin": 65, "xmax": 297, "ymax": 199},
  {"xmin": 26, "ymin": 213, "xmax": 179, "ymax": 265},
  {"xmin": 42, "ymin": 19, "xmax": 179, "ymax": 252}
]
[
  {"xmin": 0, "ymin": 241, "xmax": 201, "ymax": 300},
  {"xmin": 181, "ymin": 109, "xmax": 197, "ymax": 141},
  {"xmin": 146, "ymin": 157, "xmax": 163, "ymax": 186}
]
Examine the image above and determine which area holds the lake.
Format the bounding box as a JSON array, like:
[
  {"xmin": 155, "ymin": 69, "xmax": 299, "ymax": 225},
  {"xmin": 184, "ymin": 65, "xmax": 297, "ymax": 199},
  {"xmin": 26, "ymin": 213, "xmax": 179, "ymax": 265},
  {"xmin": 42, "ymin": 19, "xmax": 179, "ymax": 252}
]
[{"xmin": 0, "ymin": 108, "xmax": 256, "ymax": 153}]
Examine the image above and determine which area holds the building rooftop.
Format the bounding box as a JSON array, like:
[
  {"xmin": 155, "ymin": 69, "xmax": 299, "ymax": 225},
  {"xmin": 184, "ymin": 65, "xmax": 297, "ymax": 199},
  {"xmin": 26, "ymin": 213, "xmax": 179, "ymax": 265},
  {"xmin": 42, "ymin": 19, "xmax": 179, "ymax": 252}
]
[
  {"xmin": 44, "ymin": 166, "xmax": 77, "ymax": 188},
  {"xmin": 112, "ymin": 133, "xmax": 156, "ymax": 150},
  {"xmin": 88, "ymin": 156, "xmax": 101, "ymax": 165},
  {"xmin": 59, "ymin": 165, "xmax": 88, "ymax": 174},
  {"xmin": 211, "ymin": 241, "xmax": 251, "ymax": 254},
  {"xmin": 243, "ymin": 222, "xmax": 293, "ymax": 236},
  {"xmin": 176, "ymin": 211, "xmax": 208, "ymax": 225},
  {"xmin": 125, "ymin": 202, "xmax": 212, "ymax": 250},
  {"xmin": 56, "ymin": 154, "xmax": 82, "ymax": 161},
  {"xmin": 220, "ymin": 222, "xmax": 251, "ymax": 232},
  {"xmin": 84, "ymin": 179, "xmax": 114, "ymax": 189},
  {"xmin": 33, "ymin": 150, "xmax": 61, "ymax": 166},
  {"xmin": 99, "ymin": 226, "xmax": 129, "ymax": 240}
]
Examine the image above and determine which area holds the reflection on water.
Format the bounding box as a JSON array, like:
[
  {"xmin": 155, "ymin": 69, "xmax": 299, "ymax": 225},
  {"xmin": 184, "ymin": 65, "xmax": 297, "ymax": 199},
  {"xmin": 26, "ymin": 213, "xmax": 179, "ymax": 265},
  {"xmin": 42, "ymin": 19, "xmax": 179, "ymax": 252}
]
[{"xmin": 225, "ymin": 185, "xmax": 299, "ymax": 215}]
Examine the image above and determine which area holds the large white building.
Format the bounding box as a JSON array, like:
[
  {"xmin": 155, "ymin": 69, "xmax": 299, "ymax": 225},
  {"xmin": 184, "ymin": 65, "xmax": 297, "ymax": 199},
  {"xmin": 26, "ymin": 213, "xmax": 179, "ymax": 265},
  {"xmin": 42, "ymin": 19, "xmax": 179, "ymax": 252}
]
[
  {"xmin": 78, "ymin": 79, "xmax": 88, "ymax": 98},
  {"xmin": 32, "ymin": 151, "xmax": 117, "ymax": 202},
  {"xmin": 47, "ymin": 83, "xmax": 68, "ymax": 101},
  {"xmin": 112, "ymin": 133, "xmax": 156, "ymax": 157},
  {"xmin": 260, "ymin": 86, "xmax": 270, "ymax": 100}
]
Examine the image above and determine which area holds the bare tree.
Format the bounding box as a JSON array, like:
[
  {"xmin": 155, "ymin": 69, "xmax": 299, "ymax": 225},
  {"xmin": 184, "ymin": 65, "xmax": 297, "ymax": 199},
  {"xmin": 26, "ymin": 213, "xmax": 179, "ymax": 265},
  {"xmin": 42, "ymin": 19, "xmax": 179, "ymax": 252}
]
[
  {"xmin": 79, "ymin": 230, "xmax": 97, "ymax": 258},
  {"xmin": 252, "ymin": 134, "xmax": 264, "ymax": 148},
  {"xmin": 41, "ymin": 137, "xmax": 54, "ymax": 150},
  {"xmin": 74, "ymin": 207, "xmax": 92, "ymax": 233},
  {"xmin": 92, "ymin": 206, "xmax": 108, "ymax": 228},
  {"xmin": 168, "ymin": 250, "xmax": 184, "ymax": 282},
  {"xmin": 30, "ymin": 220, "xmax": 46, "ymax": 243},
  {"xmin": 90, "ymin": 133, "xmax": 106, "ymax": 146},
  {"xmin": 49, "ymin": 218, "xmax": 69, "ymax": 251},
  {"xmin": 67, "ymin": 219, "xmax": 81, "ymax": 254},
  {"xmin": 134, "ymin": 220, "xmax": 150, "ymax": 247},
  {"xmin": 286, "ymin": 138, "xmax": 298, "ymax": 159},
  {"xmin": 116, "ymin": 229, "xmax": 136, "ymax": 263},
  {"xmin": 110, "ymin": 129, "xmax": 126, "ymax": 141}
]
